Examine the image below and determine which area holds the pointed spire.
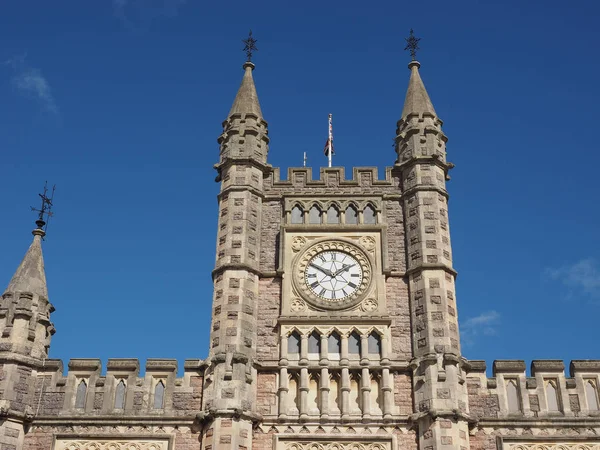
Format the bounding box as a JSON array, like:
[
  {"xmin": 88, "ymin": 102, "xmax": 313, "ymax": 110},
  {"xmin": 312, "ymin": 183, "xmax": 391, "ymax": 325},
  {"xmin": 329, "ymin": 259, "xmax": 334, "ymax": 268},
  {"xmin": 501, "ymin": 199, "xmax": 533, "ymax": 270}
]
[
  {"xmin": 401, "ymin": 60, "xmax": 437, "ymax": 119},
  {"xmin": 228, "ymin": 61, "xmax": 263, "ymax": 118},
  {"xmin": 4, "ymin": 225, "xmax": 48, "ymax": 298}
]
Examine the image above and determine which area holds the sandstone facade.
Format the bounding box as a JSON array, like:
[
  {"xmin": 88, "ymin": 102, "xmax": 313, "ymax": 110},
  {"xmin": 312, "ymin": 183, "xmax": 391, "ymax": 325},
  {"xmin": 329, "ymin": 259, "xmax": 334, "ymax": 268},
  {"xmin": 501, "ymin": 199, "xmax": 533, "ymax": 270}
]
[{"xmin": 1, "ymin": 56, "xmax": 599, "ymax": 450}]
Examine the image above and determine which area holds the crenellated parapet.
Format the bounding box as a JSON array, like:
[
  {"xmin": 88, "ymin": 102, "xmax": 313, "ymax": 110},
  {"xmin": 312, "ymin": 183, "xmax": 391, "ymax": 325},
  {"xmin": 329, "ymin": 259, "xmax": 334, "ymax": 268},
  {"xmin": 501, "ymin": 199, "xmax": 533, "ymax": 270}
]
[
  {"xmin": 466, "ymin": 359, "xmax": 600, "ymax": 420},
  {"xmin": 31, "ymin": 358, "xmax": 206, "ymax": 419}
]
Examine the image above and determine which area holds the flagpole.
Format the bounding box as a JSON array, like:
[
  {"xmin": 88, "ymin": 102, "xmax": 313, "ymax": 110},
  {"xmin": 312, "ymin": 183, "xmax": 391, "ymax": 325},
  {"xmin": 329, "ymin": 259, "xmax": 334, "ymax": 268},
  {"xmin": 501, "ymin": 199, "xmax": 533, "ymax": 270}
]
[
  {"xmin": 328, "ymin": 113, "xmax": 333, "ymax": 168},
  {"xmin": 303, "ymin": 152, "xmax": 307, "ymax": 167}
]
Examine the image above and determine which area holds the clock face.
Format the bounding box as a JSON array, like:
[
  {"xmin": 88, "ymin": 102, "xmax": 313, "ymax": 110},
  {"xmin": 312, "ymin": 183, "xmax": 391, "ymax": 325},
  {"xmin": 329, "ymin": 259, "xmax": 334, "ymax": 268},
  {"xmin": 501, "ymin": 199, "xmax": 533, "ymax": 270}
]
[{"xmin": 304, "ymin": 251, "xmax": 364, "ymax": 301}]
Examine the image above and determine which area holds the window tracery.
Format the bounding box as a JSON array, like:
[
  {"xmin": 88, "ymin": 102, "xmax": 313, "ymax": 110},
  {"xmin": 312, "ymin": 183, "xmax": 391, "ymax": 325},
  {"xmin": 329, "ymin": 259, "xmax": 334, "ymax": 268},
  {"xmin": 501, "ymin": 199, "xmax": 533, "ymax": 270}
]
[{"xmin": 75, "ymin": 379, "xmax": 87, "ymax": 409}]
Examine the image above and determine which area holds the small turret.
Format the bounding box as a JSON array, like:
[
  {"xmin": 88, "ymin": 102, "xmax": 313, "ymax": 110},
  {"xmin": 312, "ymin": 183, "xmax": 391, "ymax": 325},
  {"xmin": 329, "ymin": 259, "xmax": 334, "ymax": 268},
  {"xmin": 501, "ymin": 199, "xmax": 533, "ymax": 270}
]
[{"xmin": 0, "ymin": 188, "xmax": 56, "ymax": 450}]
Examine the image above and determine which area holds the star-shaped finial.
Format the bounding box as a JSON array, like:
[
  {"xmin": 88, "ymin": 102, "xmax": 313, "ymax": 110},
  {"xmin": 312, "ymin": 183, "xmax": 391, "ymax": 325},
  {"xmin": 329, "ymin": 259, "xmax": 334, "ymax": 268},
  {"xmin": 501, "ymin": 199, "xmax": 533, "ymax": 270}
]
[
  {"xmin": 404, "ymin": 29, "xmax": 421, "ymax": 61},
  {"xmin": 242, "ymin": 30, "xmax": 258, "ymax": 62}
]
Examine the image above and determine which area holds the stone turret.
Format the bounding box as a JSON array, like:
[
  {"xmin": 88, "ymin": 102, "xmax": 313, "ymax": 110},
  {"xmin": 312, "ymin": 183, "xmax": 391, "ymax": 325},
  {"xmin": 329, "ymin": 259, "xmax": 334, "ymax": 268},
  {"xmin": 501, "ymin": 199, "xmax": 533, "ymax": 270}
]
[
  {"xmin": 0, "ymin": 221, "xmax": 55, "ymax": 450},
  {"xmin": 396, "ymin": 60, "xmax": 472, "ymax": 450},
  {"xmin": 201, "ymin": 60, "xmax": 269, "ymax": 450}
]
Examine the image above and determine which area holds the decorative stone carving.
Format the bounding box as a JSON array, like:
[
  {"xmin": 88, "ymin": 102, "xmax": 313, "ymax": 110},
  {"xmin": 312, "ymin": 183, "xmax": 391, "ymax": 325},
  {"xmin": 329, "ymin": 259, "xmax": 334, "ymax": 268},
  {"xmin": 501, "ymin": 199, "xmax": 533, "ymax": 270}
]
[
  {"xmin": 55, "ymin": 439, "xmax": 170, "ymax": 450},
  {"xmin": 503, "ymin": 443, "xmax": 600, "ymax": 450},
  {"xmin": 291, "ymin": 237, "xmax": 307, "ymax": 252},
  {"xmin": 359, "ymin": 236, "xmax": 376, "ymax": 252},
  {"xmin": 360, "ymin": 298, "xmax": 378, "ymax": 312},
  {"xmin": 290, "ymin": 297, "xmax": 307, "ymax": 312},
  {"xmin": 282, "ymin": 442, "xmax": 391, "ymax": 450}
]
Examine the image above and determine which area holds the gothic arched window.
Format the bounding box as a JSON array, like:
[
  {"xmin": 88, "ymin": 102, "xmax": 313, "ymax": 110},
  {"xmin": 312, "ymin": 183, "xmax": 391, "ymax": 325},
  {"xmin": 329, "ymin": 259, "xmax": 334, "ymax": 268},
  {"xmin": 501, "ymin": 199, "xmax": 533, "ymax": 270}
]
[
  {"xmin": 328, "ymin": 332, "xmax": 341, "ymax": 357},
  {"xmin": 308, "ymin": 331, "xmax": 321, "ymax": 357},
  {"xmin": 75, "ymin": 380, "xmax": 87, "ymax": 409},
  {"xmin": 545, "ymin": 380, "xmax": 560, "ymax": 412},
  {"xmin": 367, "ymin": 332, "xmax": 381, "ymax": 356},
  {"xmin": 345, "ymin": 205, "xmax": 358, "ymax": 224},
  {"xmin": 586, "ymin": 380, "xmax": 599, "ymax": 410},
  {"xmin": 115, "ymin": 380, "xmax": 126, "ymax": 409},
  {"xmin": 309, "ymin": 205, "xmax": 321, "ymax": 224},
  {"xmin": 288, "ymin": 331, "xmax": 301, "ymax": 355},
  {"xmin": 291, "ymin": 205, "xmax": 303, "ymax": 224},
  {"xmin": 506, "ymin": 379, "xmax": 520, "ymax": 413},
  {"xmin": 154, "ymin": 380, "xmax": 165, "ymax": 409},
  {"xmin": 364, "ymin": 204, "xmax": 377, "ymax": 224},
  {"xmin": 348, "ymin": 331, "xmax": 361, "ymax": 355},
  {"xmin": 327, "ymin": 205, "xmax": 340, "ymax": 224}
]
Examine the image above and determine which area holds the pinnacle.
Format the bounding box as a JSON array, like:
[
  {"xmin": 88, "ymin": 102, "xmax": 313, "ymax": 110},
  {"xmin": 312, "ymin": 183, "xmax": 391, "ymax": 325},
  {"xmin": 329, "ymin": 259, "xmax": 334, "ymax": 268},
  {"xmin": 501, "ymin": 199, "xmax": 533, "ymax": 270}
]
[
  {"xmin": 228, "ymin": 62, "xmax": 263, "ymax": 119},
  {"xmin": 4, "ymin": 232, "xmax": 48, "ymax": 298},
  {"xmin": 401, "ymin": 61, "xmax": 437, "ymax": 119}
]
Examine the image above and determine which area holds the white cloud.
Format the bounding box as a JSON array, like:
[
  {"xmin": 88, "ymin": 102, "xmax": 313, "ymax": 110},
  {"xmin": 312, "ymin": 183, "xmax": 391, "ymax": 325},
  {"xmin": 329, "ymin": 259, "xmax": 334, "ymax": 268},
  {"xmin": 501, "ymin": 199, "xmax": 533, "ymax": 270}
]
[
  {"xmin": 113, "ymin": 0, "xmax": 187, "ymax": 29},
  {"xmin": 460, "ymin": 310, "xmax": 500, "ymax": 346},
  {"xmin": 5, "ymin": 55, "xmax": 58, "ymax": 115},
  {"xmin": 546, "ymin": 258, "xmax": 600, "ymax": 298}
]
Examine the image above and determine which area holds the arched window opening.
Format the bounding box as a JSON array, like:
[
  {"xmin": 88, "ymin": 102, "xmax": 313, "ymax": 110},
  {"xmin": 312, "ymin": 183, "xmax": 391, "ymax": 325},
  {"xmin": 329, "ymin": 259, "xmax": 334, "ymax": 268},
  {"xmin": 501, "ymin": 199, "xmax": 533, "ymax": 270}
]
[
  {"xmin": 328, "ymin": 332, "xmax": 341, "ymax": 357},
  {"xmin": 363, "ymin": 205, "xmax": 376, "ymax": 224},
  {"xmin": 329, "ymin": 374, "xmax": 341, "ymax": 413},
  {"xmin": 307, "ymin": 374, "xmax": 320, "ymax": 415},
  {"xmin": 308, "ymin": 331, "xmax": 321, "ymax": 357},
  {"xmin": 291, "ymin": 205, "xmax": 303, "ymax": 224},
  {"xmin": 345, "ymin": 205, "xmax": 358, "ymax": 224},
  {"xmin": 370, "ymin": 375, "xmax": 383, "ymax": 415},
  {"xmin": 288, "ymin": 331, "xmax": 301, "ymax": 356},
  {"xmin": 327, "ymin": 205, "xmax": 340, "ymax": 224},
  {"xmin": 586, "ymin": 380, "xmax": 599, "ymax": 410},
  {"xmin": 309, "ymin": 205, "xmax": 321, "ymax": 224},
  {"xmin": 115, "ymin": 380, "xmax": 126, "ymax": 409},
  {"xmin": 349, "ymin": 373, "xmax": 362, "ymax": 413},
  {"xmin": 367, "ymin": 332, "xmax": 381, "ymax": 356},
  {"xmin": 545, "ymin": 380, "xmax": 560, "ymax": 412},
  {"xmin": 154, "ymin": 380, "xmax": 165, "ymax": 409},
  {"xmin": 506, "ymin": 379, "xmax": 520, "ymax": 413},
  {"xmin": 287, "ymin": 374, "xmax": 300, "ymax": 414},
  {"xmin": 75, "ymin": 380, "xmax": 87, "ymax": 409},
  {"xmin": 348, "ymin": 331, "xmax": 361, "ymax": 355}
]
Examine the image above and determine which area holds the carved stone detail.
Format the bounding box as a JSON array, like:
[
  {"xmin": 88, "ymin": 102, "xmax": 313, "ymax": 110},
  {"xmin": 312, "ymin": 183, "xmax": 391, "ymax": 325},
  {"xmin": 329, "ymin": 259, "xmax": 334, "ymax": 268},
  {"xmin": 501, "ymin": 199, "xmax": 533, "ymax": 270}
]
[
  {"xmin": 283, "ymin": 442, "xmax": 391, "ymax": 450},
  {"xmin": 55, "ymin": 439, "xmax": 169, "ymax": 450},
  {"xmin": 291, "ymin": 236, "xmax": 307, "ymax": 252},
  {"xmin": 359, "ymin": 236, "xmax": 376, "ymax": 252},
  {"xmin": 503, "ymin": 443, "xmax": 600, "ymax": 450},
  {"xmin": 360, "ymin": 298, "xmax": 378, "ymax": 312},
  {"xmin": 290, "ymin": 297, "xmax": 307, "ymax": 312}
]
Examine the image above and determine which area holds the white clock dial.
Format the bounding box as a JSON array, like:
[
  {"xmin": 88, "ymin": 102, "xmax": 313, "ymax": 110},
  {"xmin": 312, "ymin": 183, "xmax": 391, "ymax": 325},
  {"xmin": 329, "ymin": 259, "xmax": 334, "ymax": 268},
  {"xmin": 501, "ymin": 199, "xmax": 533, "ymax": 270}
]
[{"xmin": 304, "ymin": 250, "xmax": 363, "ymax": 301}]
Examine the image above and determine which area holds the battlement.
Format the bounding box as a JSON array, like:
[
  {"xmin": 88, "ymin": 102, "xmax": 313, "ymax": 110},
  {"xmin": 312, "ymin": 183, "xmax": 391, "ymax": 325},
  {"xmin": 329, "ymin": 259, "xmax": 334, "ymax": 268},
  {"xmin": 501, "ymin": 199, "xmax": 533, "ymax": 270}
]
[
  {"xmin": 265, "ymin": 166, "xmax": 400, "ymax": 190},
  {"xmin": 466, "ymin": 359, "xmax": 600, "ymax": 420},
  {"xmin": 32, "ymin": 358, "xmax": 206, "ymax": 418}
]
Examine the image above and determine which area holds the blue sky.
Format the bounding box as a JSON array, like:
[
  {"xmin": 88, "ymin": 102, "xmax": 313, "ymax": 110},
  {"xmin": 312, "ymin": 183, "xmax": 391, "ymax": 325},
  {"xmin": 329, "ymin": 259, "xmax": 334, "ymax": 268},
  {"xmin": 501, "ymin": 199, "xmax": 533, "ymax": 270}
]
[{"xmin": 1, "ymin": 0, "xmax": 599, "ymax": 375}]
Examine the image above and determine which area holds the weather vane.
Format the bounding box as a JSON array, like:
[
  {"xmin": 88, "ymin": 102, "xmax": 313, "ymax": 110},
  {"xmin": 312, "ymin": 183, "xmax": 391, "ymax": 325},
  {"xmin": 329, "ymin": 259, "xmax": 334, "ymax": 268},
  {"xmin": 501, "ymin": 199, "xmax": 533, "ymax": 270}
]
[
  {"xmin": 30, "ymin": 181, "xmax": 56, "ymax": 234},
  {"xmin": 404, "ymin": 29, "xmax": 421, "ymax": 61},
  {"xmin": 242, "ymin": 30, "xmax": 258, "ymax": 62}
]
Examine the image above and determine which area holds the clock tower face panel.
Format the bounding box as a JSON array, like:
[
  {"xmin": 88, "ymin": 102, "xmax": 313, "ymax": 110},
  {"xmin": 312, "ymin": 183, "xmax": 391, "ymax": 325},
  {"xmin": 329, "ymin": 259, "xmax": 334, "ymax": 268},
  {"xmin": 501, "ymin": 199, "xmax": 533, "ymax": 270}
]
[{"xmin": 283, "ymin": 232, "xmax": 385, "ymax": 315}]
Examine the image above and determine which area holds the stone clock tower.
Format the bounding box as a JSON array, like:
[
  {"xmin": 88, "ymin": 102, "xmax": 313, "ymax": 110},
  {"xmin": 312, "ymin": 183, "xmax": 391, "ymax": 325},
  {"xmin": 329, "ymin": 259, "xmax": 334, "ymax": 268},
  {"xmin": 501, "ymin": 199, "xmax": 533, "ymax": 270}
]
[{"xmin": 201, "ymin": 51, "xmax": 469, "ymax": 450}]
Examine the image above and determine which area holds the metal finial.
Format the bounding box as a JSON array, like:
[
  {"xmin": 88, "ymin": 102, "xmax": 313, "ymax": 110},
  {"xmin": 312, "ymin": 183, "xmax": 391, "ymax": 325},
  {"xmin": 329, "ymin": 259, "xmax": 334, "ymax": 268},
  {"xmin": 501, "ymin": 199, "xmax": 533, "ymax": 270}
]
[
  {"xmin": 404, "ymin": 29, "xmax": 421, "ymax": 61},
  {"xmin": 242, "ymin": 30, "xmax": 258, "ymax": 62},
  {"xmin": 30, "ymin": 181, "xmax": 56, "ymax": 235}
]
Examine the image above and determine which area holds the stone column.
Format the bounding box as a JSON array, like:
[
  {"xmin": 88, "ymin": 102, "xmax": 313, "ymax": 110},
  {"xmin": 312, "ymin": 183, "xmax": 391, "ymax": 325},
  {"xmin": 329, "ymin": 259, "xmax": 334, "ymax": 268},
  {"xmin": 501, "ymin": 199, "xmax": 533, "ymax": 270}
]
[
  {"xmin": 299, "ymin": 367, "xmax": 309, "ymax": 420},
  {"xmin": 341, "ymin": 367, "xmax": 350, "ymax": 420},
  {"xmin": 300, "ymin": 335, "xmax": 309, "ymax": 365},
  {"xmin": 320, "ymin": 335, "xmax": 329, "ymax": 365},
  {"xmin": 340, "ymin": 334, "xmax": 349, "ymax": 365},
  {"xmin": 360, "ymin": 335, "xmax": 369, "ymax": 365},
  {"xmin": 381, "ymin": 368, "xmax": 393, "ymax": 419},
  {"xmin": 320, "ymin": 367, "xmax": 330, "ymax": 418},
  {"xmin": 278, "ymin": 367, "xmax": 288, "ymax": 418},
  {"xmin": 361, "ymin": 367, "xmax": 371, "ymax": 420}
]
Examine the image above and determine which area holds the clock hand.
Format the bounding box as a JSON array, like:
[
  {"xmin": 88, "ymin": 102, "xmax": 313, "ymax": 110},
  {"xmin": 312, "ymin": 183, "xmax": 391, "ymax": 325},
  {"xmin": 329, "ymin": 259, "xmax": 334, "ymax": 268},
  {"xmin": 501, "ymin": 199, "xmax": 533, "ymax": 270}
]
[
  {"xmin": 333, "ymin": 263, "xmax": 356, "ymax": 277},
  {"xmin": 309, "ymin": 262, "xmax": 334, "ymax": 277}
]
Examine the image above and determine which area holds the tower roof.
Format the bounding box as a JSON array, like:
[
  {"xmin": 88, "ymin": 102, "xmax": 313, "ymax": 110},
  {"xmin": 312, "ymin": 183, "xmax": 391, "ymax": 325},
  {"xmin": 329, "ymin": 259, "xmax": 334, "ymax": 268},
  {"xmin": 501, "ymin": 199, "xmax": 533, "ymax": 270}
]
[
  {"xmin": 228, "ymin": 62, "xmax": 263, "ymax": 118},
  {"xmin": 4, "ymin": 228, "xmax": 48, "ymax": 298},
  {"xmin": 401, "ymin": 61, "xmax": 437, "ymax": 119}
]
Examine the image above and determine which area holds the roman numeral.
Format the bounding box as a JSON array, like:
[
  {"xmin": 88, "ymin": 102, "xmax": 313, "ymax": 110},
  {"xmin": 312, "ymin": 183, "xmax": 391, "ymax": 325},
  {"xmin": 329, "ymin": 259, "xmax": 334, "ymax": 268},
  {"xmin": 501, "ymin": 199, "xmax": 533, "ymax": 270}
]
[
  {"xmin": 348, "ymin": 282, "xmax": 357, "ymax": 289},
  {"xmin": 342, "ymin": 289, "xmax": 347, "ymax": 297},
  {"xmin": 319, "ymin": 288, "xmax": 326, "ymax": 297},
  {"xmin": 332, "ymin": 253, "xmax": 336, "ymax": 260},
  {"xmin": 332, "ymin": 290, "xmax": 336, "ymax": 299},
  {"xmin": 320, "ymin": 255, "xmax": 326, "ymax": 262},
  {"xmin": 351, "ymin": 274, "xmax": 360, "ymax": 277},
  {"xmin": 307, "ymin": 274, "xmax": 316, "ymax": 278},
  {"xmin": 311, "ymin": 281, "xmax": 319, "ymax": 288}
]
